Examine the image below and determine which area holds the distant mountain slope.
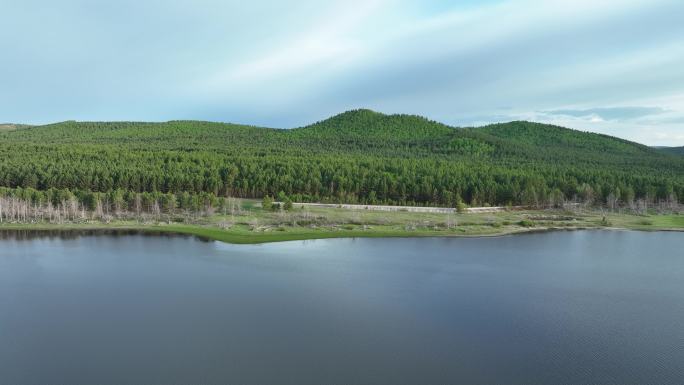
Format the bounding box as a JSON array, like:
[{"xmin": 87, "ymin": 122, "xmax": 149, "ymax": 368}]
[
  {"xmin": 656, "ymin": 146, "xmax": 684, "ymax": 156},
  {"xmin": 8, "ymin": 120, "xmax": 268, "ymax": 141},
  {"xmin": 0, "ymin": 123, "xmax": 31, "ymax": 131},
  {"xmin": 0, "ymin": 110, "xmax": 682, "ymax": 207}
]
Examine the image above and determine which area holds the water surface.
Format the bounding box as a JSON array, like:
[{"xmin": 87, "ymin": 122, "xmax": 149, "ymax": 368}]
[{"xmin": 1, "ymin": 230, "xmax": 683, "ymax": 384}]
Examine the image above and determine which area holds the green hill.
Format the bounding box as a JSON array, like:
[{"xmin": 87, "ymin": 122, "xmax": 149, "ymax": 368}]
[{"xmin": 0, "ymin": 110, "xmax": 682, "ymax": 208}]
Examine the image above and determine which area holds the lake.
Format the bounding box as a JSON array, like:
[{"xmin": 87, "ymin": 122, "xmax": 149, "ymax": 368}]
[{"xmin": 1, "ymin": 230, "xmax": 683, "ymax": 384}]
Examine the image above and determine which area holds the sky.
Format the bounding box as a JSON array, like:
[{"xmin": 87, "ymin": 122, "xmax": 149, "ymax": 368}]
[{"xmin": 1, "ymin": 0, "xmax": 683, "ymax": 145}]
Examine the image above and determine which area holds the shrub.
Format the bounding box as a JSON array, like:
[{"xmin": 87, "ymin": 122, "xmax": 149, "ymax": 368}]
[
  {"xmin": 283, "ymin": 198, "xmax": 293, "ymax": 211},
  {"xmin": 599, "ymin": 216, "xmax": 612, "ymax": 226},
  {"xmin": 262, "ymin": 195, "xmax": 273, "ymax": 211}
]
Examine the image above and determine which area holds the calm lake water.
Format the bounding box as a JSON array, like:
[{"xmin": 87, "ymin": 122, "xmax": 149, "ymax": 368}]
[{"xmin": 1, "ymin": 230, "xmax": 683, "ymax": 384}]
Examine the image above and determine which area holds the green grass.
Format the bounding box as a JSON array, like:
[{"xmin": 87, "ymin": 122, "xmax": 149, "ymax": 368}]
[{"xmin": 647, "ymin": 214, "xmax": 684, "ymax": 228}]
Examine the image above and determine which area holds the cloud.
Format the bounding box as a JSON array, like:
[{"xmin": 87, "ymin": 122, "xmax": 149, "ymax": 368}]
[
  {"xmin": 0, "ymin": 0, "xmax": 683, "ymax": 145},
  {"xmin": 543, "ymin": 107, "xmax": 667, "ymax": 121}
]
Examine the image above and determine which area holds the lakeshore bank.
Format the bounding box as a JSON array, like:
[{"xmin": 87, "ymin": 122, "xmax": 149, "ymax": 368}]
[{"xmin": 1, "ymin": 206, "xmax": 681, "ymax": 244}]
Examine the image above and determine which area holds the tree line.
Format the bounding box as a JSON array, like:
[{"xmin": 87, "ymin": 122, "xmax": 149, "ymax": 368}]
[
  {"xmin": 0, "ymin": 186, "xmax": 235, "ymax": 223},
  {"xmin": 0, "ymin": 110, "xmax": 682, "ymax": 209}
]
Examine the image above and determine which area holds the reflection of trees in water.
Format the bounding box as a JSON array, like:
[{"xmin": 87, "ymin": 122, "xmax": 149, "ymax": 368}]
[{"xmin": 0, "ymin": 229, "xmax": 211, "ymax": 242}]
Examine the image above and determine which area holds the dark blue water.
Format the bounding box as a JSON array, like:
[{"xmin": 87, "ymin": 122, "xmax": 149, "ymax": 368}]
[{"xmin": 1, "ymin": 230, "xmax": 683, "ymax": 384}]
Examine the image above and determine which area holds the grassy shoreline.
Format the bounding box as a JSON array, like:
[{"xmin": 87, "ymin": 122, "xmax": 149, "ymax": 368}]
[{"xmin": 1, "ymin": 207, "xmax": 682, "ymax": 244}]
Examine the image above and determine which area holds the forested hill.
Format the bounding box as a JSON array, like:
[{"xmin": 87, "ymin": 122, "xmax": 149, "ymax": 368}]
[{"xmin": 0, "ymin": 109, "xmax": 682, "ymax": 208}]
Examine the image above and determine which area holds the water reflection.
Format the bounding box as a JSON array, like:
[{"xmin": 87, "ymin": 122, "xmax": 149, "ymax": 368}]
[
  {"xmin": 0, "ymin": 228, "xmax": 211, "ymax": 242},
  {"xmin": 1, "ymin": 231, "xmax": 683, "ymax": 385}
]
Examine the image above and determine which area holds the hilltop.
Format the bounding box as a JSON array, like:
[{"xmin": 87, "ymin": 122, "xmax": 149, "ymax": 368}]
[
  {"xmin": 293, "ymin": 109, "xmax": 454, "ymax": 140},
  {"xmin": 0, "ymin": 110, "xmax": 682, "ymax": 209}
]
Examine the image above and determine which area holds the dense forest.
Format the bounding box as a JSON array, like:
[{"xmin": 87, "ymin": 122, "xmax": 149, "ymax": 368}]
[{"xmin": 1, "ymin": 109, "xmax": 683, "ymax": 213}]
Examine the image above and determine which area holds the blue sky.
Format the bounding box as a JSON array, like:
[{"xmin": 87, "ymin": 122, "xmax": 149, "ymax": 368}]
[{"xmin": 1, "ymin": 0, "xmax": 683, "ymax": 145}]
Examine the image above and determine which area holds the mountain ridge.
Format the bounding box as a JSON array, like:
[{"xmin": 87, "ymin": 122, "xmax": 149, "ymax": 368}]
[{"xmin": 7, "ymin": 109, "xmax": 669, "ymax": 153}]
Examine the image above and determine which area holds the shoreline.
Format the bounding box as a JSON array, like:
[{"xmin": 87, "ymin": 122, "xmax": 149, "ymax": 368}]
[{"xmin": 1, "ymin": 221, "xmax": 682, "ymax": 244}]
